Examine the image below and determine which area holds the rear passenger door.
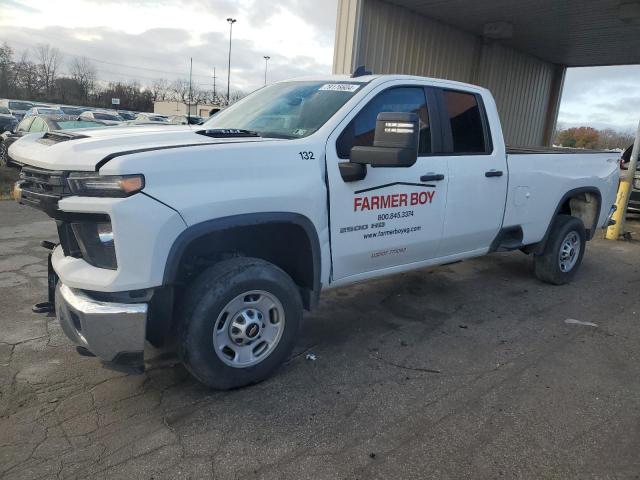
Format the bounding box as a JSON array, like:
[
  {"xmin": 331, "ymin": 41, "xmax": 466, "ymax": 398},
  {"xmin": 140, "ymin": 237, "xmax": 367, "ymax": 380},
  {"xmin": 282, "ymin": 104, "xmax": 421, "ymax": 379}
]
[{"xmin": 435, "ymin": 88, "xmax": 508, "ymax": 256}]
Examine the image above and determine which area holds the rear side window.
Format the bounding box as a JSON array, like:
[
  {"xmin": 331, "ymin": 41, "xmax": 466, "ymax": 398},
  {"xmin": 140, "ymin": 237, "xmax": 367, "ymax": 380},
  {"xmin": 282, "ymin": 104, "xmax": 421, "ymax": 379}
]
[
  {"xmin": 442, "ymin": 90, "xmax": 487, "ymax": 154},
  {"xmin": 337, "ymin": 87, "xmax": 431, "ymax": 158}
]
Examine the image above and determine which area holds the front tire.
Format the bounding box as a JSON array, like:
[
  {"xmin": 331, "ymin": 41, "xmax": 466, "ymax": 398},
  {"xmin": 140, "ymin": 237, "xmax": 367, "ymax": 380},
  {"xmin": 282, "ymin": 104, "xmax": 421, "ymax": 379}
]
[
  {"xmin": 178, "ymin": 257, "xmax": 302, "ymax": 390},
  {"xmin": 533, "ymin": 215, "xmax": 586, "ymax": 285}
]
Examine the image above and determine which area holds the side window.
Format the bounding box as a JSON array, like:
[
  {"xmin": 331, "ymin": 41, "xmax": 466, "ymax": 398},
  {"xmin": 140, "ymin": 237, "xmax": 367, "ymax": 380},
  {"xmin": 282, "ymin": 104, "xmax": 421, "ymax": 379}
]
[
  {"xmin": 29, "ymin": 118, "xmax": 48, "ymax": 132},
  {"xmin": 337, "ymin": 87, "xmax": 431, "ymax": 159},
  {"xmin": 442, "ymin": 90, "xmax": 488, "ymax": 154},
  {"xmin": 16, "ymin": 117, "xmax": 34, "ymax": 132}
]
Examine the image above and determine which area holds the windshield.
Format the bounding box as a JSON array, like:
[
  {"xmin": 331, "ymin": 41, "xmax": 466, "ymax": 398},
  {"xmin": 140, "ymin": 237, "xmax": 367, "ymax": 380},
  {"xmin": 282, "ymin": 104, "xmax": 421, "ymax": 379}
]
[
  {"xmin": 93, "ymin": 112, "xmax": 122, "ymax": 121},
  {"xmin": 9, "ymin": 101, "xmax": 32, "ymax": 111},
  {"xmin": 202, "ymin": 81, "xmax": 363, "ymax": 138}
]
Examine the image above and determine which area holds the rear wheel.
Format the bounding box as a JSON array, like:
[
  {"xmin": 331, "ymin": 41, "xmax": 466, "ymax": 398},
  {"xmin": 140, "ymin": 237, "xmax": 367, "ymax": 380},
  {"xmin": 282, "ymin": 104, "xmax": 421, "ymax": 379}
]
[
  {"xmin": 533, "ymin": 215, "xmax": 586, "ymax": 285},
  {"xmin": 178, "ymin": 257, "xmax": 302, "ymax": 390}
]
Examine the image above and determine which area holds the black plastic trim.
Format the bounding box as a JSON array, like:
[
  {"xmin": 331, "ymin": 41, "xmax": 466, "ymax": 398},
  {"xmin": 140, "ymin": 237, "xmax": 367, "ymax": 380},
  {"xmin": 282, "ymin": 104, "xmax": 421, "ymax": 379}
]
[
  {"xmin": 162, "ymin": 212, "xmax": 322, "ymax": 298},
  {"xmin": 489, "ymin": 226, "xmax": 524, "ymax": 252},
  {"xmin": 533, "ymin": 187, "xmax": 602, "ymax": 253}
]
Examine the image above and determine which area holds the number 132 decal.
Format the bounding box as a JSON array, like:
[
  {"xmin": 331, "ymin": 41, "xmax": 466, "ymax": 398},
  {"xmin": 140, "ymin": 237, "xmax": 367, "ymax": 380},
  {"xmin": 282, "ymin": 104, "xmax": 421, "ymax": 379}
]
[{"xmin": 298, "ymin": 151, "xmax": 315, "ymax": 160}]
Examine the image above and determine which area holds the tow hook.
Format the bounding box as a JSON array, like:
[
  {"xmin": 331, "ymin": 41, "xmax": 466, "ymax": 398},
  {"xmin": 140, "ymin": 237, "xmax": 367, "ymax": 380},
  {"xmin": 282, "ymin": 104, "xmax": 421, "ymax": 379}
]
[{"xmin": 32, "ymin": 240, "xmax": 58, "ymax": 314}]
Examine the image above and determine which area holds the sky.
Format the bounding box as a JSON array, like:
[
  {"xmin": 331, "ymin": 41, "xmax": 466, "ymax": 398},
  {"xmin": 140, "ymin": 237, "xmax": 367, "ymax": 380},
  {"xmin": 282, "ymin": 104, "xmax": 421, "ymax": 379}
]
[{"xmin": 1, "ymin": 0, "xmax": 639, "ymax": 133}]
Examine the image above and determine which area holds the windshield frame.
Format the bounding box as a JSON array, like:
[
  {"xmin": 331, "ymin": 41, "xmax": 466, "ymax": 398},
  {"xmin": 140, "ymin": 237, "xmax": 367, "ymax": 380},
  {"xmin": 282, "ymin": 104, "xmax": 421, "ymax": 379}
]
[{"xmin": 201, "ymin": 80, "xmax": 367, "ymax": 140}]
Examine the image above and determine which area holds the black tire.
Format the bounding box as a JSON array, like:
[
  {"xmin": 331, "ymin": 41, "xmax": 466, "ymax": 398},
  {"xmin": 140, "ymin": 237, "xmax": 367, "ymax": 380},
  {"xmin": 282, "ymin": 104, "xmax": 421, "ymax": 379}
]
[
  {"xmin": 533, "ymin": 215, "xmax": 586, "ymax": 285},
  {"xmin": 178, "ymin": 257, "xmax": 302, "ymax": 390},
  {"xmin": 0, "ymin": 142, "xmax": 8, "ymax": 168}
]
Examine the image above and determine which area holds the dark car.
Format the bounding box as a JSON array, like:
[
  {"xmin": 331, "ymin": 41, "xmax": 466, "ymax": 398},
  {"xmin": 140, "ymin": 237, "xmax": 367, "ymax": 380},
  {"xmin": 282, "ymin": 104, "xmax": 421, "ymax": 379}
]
[
  {"xmin": 0, "ymin": 115, "xmax": 109, "ymax": 168},
  {"xmin": 621, "ymin": 144, "xmax": 640, "ymax": 215},
  {"xmin": 117, "ymin": 110, "xmax": 137, "ymax": 120},
  {"xmin": 0, "ymin": 106, "xmax": 18, "ymax": 133}
]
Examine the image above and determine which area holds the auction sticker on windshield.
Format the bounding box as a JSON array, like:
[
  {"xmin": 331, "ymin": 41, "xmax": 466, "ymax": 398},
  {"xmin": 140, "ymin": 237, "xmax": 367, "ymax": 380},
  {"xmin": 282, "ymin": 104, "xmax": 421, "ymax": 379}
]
[{"xmin": 319, "ymin": 84, "xmax": 361, "ymax": 92}]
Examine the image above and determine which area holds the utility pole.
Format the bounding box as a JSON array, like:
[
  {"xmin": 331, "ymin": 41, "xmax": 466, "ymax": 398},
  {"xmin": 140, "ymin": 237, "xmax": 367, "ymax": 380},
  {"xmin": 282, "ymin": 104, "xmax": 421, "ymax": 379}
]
[
  {"xmin": 188, "ymin": 57, "xmax": 192, "ymax": 123},
  {"xmin": 263, "ymin": 56, "xmax": 270, "ymax": 85},
  {"xmin": 226, "ymin": 17, "xmax": 236, "ymax": 106},
  {"xmin": 212, "ymin": 67, "xmax": 217, "ymax": 104},
  {"xmin": 606, "ymin": 119, "xmax": 640, "ymax": 240}
]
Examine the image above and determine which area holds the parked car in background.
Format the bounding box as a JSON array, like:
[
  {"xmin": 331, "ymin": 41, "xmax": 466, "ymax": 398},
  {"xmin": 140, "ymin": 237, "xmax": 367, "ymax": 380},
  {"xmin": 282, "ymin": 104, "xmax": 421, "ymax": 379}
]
[
  {"xmin": 168, "ymin": 114, "xmax": 204, "ymax": 125},
  {"xmin": 25, "ymin": 106, "xmax": 65, "ymax": 117},
  {"xmin": 621, "ymin": 144, "xmax": 640, "ymax": 215},
  {"xmin": 79, "ymin": 110, "xmax": 124, "ymax": 125},
  {"xmin": 0, "ymin": 99, "xmax": 34, "ymax": 120},
  {"xmin": 59, "ymin": 106, "xmax": 88, "ymax": 117},
  {"xmin": 117, "ymin": 110, "xmax": 137, "ymax": 120},
  {"xmin": 134, "ymin": 112, "xmax": 169, "ymax": 123},
  {"xmin": 1, "ymin": 115, "xmax": 110, "ymax": 167},
  {"xmin": 0, "ymin": 106, "xmax": 18, "ymax": 133}
]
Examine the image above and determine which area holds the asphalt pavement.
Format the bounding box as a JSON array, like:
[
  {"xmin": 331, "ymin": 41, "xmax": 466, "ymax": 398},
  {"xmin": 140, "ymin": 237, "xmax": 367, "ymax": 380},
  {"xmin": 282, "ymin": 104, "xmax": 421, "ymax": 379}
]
[{"xmin": 1, "ymin": 200, "xmax": 640, "ymax": 480}]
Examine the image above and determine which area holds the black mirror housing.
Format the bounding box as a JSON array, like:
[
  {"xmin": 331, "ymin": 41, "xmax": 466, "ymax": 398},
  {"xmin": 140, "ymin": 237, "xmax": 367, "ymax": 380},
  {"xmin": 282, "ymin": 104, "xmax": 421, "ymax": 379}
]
[{"xmin": 350, "ymin": 112, "xmax": 419, "ymax": 168}]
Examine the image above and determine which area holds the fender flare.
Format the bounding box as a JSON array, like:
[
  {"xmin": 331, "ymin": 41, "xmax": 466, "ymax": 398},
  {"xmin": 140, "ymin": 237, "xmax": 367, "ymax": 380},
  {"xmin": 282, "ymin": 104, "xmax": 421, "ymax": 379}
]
[
  {"xmin": 162, "ymin": 212, "xmax": 322, "ymax": 295},
  {"xmin": 534, "ymin": 186, "xmax": 602, "ymax": 254}
]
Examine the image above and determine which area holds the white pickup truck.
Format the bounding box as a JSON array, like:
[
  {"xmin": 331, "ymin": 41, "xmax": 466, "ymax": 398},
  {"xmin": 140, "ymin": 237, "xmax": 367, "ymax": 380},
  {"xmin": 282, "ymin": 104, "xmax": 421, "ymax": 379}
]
[{"xmin": 11, "ymin": 73, "xmax": 619, "ymax": 389}]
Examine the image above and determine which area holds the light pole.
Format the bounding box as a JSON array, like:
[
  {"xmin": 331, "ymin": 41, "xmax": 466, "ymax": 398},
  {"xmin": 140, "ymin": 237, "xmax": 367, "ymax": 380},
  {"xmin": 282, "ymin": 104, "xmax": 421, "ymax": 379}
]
[
  {"xmin": 263, "ymin": 55, "xmax": 270, "ymax": 85},
  {"xmin": 226, "ymin": 17, "xmax": 236, "ymax": 105}
]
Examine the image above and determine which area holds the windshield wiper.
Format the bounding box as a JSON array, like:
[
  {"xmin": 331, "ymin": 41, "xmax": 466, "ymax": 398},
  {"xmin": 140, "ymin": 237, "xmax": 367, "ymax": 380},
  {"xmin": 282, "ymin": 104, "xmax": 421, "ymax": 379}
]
[{"xmin": 197, "ymin": 128, "xmax": 261, "ymax": 138}]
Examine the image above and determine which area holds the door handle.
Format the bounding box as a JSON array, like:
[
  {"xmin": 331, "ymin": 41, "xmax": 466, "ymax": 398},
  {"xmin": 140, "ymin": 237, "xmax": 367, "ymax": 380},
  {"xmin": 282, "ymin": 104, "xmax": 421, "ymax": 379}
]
[
  {"xmin": 420, "ymin": 173, "xmax": 445, "ymax": 182},
  {"xmin": 485, "ymin": 170, "xmax": 503, "ymax": 178}
]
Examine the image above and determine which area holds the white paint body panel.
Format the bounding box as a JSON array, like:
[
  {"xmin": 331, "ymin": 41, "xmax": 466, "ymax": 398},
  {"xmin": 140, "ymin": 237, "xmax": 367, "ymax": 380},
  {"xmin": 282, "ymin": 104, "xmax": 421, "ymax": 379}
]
[{"xmin": 10, "ymin": 74, "xmax": 619, "ymax": 293}]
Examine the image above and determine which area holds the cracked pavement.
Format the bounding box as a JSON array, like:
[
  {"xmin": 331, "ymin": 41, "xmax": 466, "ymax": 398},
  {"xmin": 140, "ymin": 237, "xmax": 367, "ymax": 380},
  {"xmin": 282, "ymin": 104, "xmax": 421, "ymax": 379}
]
[{"xmin": 1, "ymin": 201, "xmax": 640, "ymax": 479}]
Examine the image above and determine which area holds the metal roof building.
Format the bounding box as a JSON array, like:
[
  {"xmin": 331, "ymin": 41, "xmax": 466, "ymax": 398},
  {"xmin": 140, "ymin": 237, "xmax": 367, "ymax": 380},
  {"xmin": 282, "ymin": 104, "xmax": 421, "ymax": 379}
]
[{"xmin": 333, "ymin": 0, "xmax": 640, "ymax": 146}]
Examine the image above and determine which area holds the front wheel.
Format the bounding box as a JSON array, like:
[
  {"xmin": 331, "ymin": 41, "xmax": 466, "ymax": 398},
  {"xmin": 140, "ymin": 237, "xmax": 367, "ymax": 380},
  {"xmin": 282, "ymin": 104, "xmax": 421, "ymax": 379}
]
[
  {"xmin": 178, "ymin": 257, "xmax": 302, "ymax": 390},
  {"xmin": 533, "ymin": 215, "xmax": 586, "ymax": 285},
  {"xmin": 0, "ymin": 142, "xmax": 8, "ymax": 167}
]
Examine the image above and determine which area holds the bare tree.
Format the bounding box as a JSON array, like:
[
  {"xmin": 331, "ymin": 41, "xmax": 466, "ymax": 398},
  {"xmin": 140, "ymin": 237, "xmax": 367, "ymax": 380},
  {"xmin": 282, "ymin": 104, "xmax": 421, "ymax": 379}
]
[
  {"xmin": 169, "ymin": 79, "xmax": 190, "ymax": 103},
  {"xmin": 70, "ymin": 56, "xmax": 96, "ymax": 102},
  {"xmin": 0, "ymin": 42, "xmax": 14, "ymax": 98},
  {"xmin": 14, "ymin": 51, "xmax": 40, "ymax": 99},
  {"xmin": 36, "ymin": 44, "xmax": 63, "ymax": 96},
  {"xmin": 150, "ymin": 78, "xmax": 170, "ymax": 102}
]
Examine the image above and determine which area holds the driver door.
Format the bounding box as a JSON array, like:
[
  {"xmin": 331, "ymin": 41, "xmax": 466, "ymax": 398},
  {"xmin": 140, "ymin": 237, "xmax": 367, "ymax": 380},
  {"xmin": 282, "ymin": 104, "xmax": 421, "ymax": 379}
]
[{"xmin": 326, "ymin": 83, "xmax": 449, "ymax": 281}]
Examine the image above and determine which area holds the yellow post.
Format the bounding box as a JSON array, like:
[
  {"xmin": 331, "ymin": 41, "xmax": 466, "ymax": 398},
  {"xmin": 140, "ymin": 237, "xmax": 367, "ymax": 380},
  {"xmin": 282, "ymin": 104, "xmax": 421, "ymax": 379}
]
[{"xmin": 606, "ymin": 120, "xmax": 640, "ymax": 240}]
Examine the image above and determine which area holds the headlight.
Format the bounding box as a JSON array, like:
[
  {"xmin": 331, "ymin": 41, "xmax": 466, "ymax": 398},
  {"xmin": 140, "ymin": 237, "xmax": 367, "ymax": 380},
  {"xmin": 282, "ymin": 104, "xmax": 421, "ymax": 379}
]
[
  {"xmin": 67, "ymin": 173, "xmax": 144, "ymax": 197},
  {"xmin": 71, "ymin": 220, "xmax": 117, "ymax": 269}
]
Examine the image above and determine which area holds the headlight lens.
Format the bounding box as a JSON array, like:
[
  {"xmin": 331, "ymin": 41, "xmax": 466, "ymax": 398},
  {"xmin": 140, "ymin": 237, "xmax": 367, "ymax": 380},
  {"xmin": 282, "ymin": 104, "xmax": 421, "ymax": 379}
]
[
  {"xmin": 67, "ymin": 173, "xmax": 144, "ymax": 197},
  {"xmin": 71, "ymin": 221, "xmax": 117, "ymax": 269}
]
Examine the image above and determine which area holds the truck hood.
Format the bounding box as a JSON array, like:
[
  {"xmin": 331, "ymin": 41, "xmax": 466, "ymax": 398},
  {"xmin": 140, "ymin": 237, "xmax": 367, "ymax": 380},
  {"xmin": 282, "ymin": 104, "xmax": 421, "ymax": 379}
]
[{"xmin": 8, "ymin": 124, "xmax": 275, "ymax": 171}]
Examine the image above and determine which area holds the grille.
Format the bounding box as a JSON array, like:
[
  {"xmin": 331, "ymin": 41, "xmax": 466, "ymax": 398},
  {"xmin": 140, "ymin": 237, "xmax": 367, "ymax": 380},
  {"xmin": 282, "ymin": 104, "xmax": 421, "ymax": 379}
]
[{"xmin": 19, "ymin": 166, "xmax": 71, "ymax": 213}]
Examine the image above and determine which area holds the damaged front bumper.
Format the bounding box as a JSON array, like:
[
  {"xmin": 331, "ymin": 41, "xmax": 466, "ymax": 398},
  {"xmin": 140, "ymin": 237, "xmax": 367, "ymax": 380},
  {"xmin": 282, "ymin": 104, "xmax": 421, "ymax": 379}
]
[{"xmin": 55, "ymin": 282, "xmax": 148, "ymax": 373}]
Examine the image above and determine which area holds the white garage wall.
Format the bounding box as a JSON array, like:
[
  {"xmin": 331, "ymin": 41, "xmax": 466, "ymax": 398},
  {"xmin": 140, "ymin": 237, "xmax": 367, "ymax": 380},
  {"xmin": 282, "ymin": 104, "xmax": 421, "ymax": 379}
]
[{"xmin": 333, "ymin": 0, "xmax": 565, "ymax": 146}]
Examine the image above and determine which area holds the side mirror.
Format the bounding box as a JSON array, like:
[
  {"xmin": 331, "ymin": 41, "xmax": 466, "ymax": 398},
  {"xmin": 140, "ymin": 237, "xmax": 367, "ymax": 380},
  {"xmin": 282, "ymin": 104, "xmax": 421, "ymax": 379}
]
[{"xmin": 350, "ymin": 112, "xmax": 419, "ymax": 168}]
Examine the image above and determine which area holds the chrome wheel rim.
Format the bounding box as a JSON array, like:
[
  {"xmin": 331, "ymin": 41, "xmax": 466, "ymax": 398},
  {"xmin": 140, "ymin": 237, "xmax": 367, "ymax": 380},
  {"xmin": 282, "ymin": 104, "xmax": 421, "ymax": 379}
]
[
  {"xmin": 558, "ymin": 231, "xmax": 581, "ymax": 272},
  {"xmin": 212, "ymin": 290, "xmax": 285, "ymax": 368}
]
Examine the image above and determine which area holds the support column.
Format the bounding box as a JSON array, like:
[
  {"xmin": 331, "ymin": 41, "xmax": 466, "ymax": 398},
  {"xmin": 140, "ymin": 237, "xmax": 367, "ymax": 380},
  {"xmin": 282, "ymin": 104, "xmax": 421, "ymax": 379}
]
[
  {"xmin": 332, "ymin": 0, "xmax": 364, "ymax": 74},
  {"xmin": 542, "ymin": 64, "xmax": 567, "ymax": 146}
]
